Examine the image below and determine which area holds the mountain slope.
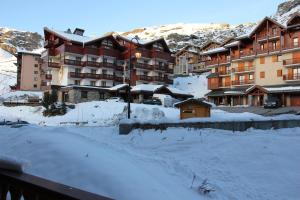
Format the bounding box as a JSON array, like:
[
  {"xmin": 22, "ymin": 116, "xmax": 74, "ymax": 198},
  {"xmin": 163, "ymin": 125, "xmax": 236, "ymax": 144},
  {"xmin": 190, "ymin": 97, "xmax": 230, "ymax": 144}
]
[
  {"xmin": 121, "ymin": 0, "xmax": 300, "ymax": 51},
  {"xmin": 0, "ymin": 48, "xmax": 17, "ymax": 95}
]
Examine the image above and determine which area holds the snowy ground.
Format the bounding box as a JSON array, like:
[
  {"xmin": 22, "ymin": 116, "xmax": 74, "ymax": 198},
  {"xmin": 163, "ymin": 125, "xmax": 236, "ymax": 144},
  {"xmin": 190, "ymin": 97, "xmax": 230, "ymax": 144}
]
[
  {"xmin": 1, "ymin": 101, "xmax": 300, "ymax": 126},
  {"xmin": 173, "ymin": 74, "xmax": 209, "ymax": 98},
  {"xmin": 0, "ymin": 126, "xmax": 299, "ymax": 200}
]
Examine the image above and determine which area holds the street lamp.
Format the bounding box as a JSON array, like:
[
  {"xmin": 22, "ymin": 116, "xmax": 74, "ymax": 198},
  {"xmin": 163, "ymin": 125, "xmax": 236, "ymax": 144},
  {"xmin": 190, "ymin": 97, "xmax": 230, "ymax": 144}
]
[{"xmin": 128, "ymin": 35, "xmax": 141, "ymax": 119}]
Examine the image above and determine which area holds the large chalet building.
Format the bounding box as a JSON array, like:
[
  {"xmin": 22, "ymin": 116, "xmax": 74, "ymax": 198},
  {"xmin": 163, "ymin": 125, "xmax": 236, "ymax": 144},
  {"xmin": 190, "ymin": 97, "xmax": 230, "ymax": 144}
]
[
  {"xmin": 204, "ymin": 13, "xmax": 300, "ymax": 107},
  {"xmin": 40, "ymin": 27, "xmax": 174, "ymax": 91},
  {"xmin": 174, "ymin": 42, "xmax": 220, "ymax": 75}
]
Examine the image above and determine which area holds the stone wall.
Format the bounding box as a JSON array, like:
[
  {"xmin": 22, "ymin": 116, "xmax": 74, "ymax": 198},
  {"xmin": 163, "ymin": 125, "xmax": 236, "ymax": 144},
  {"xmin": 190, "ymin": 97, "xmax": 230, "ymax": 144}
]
[{"xmin": 119, "ymin": 119, "xmax": 300, "ymax": 135}]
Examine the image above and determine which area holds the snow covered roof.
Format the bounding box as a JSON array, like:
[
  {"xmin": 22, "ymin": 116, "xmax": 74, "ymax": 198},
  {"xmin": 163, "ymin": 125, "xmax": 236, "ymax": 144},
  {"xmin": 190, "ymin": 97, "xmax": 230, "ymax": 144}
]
[
  {"xmin": 131, "ymin": 84, "xmax": 193, "ymax": 96},
  {"xmin": 224, "ymin": 41, "xmax": 240, "ymax": 48},
  {"xmin": 131, "ymin": 84, "xmax": 163, "ymax": 92},
  {"xmin": 174, "ymin": 98, "xmax": 212, "ymax": 108},
  {"xmin": 44, "ymin": 27, "xmax": 92, "ymax": 43},
  {"xmin": 201, "ymin": 47, "xmax": 228, "ymax": 55},
  {"xmin": 109, "ymin": 84, "xmax": 129, "ymax": 91},
  {"xmin": 61, "ymin": 85, "xmax": 108, "ymax": 91},
  {"xmin": 264, "ymin": 85, "xmax": 300, "ymax": 93}
]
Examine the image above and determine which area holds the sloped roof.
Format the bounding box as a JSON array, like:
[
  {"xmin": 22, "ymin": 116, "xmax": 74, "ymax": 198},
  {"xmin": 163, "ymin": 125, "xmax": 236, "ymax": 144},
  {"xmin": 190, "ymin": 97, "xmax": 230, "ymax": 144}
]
[
  {"xmin": 248, "ymin": 17, "xmax": 286, "ymax": 37},
  {"xmin": 174, "ymin": 98, "xmax": 212, "ymax": 108},
  {"xmin": 287, "ymin": 12, "xmax": 300, "ymax": 27}
]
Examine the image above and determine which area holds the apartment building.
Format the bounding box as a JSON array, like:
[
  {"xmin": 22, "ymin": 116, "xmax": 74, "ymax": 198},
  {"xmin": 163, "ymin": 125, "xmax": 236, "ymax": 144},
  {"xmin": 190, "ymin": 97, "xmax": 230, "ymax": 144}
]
[
  {"xmin": 174, "ymin": 42, "xmax": 220, "ymax": 75},
  {"xmin": 16, "ymin": 51, "xmax": 42, "ymax": 91},
  {"xmin": 41, "ymin": 27, "xmax": 174, "ymax": 91},
  {"xmin": 204, "ymin": 13, "xmax": 300, "ymax": 107}
]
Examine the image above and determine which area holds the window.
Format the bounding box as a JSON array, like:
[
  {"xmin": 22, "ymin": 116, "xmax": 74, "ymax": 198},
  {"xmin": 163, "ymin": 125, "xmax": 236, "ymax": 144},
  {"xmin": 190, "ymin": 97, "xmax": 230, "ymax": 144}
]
[
  {"xmin": 90, "ymin": 81, "xmax": 96, "ymax": 86},
  {"xmin": 272, "ymin": 28, "xmax": 277, "ymax": 36},
  {"xmin": 260, "ymin": 71, "xmax": 265, "ymax": 79},
  {"xmin": 34, "ymin": 71, "xmax": 38, "ymax": 74},
  {"xmin": 260, "ymin": 57, "xmax": 265, "ymax": 64},
  {"xmin": 226, "ymin": 55, "xmax": 231, "ymax": 61},
  {"xmin": 260, "ymin": 44, "xmax": 264, "ymax": 50},
  {"xmin": 272, "ymin": 55, "xmax": 278, "ymax": 62},
  {"xmin": 239, "ymin": 75, "xmax": 245, "ymax": 81},
  {"xmin": 91, "ymin": 57, "xmax": 97, "ymax": 62},
  {"xmin": 277, "ymin": 69, "xmax": 282, "ymax": 77},
  {"xmin": 34, "ymin": 77, "xmax": 38, "ymax": 81},
  {"xmin": 249, "ymin": 74, "xmax": 254, "ymax": 80},
  {"xmin": 74, "ymin": 80, "xmax": 80, "ymax": 85},
  {"xmin": 75, "ymin": 57, "xmax": 81, "ymax": 61},
  {"xmin": 91, "ymin": 69, "xmax": 97, "ymax": 74},
  {"xmin": 34, "ymin": 64, "xmax": 38, "ymax": 68},
  {"xmin": 101, "ymin": 40, "xmax": 113, "ymax": 47},
  {"xmin": 81, "ymin": 91, "xmax": 88, "ymax": 98},
  {"xmin": 293, "ymin": 37, "xmax": 299, "ymax": 47},
  {"xmin": 101, "ymin": 81, "xmax": 106, "ymax": 87},
  {"xmin": 293, "ymin": 68, "xmax": 300, "ymax": 76},
  {"xmin": 33, "ymin": 84, "xmax": 37, "ymax": 88},
  {"xmin": 102, "ymin": 69, "xmax": 107, "ymax": 75}
]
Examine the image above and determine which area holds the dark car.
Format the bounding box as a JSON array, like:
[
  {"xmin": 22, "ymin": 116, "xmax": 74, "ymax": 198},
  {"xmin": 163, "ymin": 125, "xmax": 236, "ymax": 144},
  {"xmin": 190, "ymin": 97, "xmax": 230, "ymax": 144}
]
[
  {"xmin": 264, "ymin": 97, "xmax": 282, "ymax": 109},
  {"xmin": 142, "ymin": 98, "xmax": 162, "ymax": 105}
]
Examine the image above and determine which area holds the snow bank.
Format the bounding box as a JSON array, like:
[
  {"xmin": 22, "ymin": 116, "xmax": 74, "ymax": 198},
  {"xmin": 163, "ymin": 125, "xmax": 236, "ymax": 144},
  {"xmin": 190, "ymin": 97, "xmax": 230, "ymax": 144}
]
[
  {"xmin": 0, "ymin": 49, "xmax": 17, "ymax": 95},
  {"xmin": 0, "ymin": 126, "xmax": 299, "ymax": 200},
  {"xmin": 0, "ymin": 155, "xmax": 29, "ymax": 173},
  {"xmin": 173, "ymin": 74, "xmax": 209, "ymax": 98}
]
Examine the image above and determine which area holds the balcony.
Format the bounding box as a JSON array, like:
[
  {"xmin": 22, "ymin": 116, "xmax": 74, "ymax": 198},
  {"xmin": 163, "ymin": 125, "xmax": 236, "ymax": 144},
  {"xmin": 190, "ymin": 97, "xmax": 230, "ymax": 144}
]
[
  {"xmin": 0, "ymin": 169, "xmax": 112, "ymax": 200},
  {"xmin": 283, "ymin": 58, "xmax": 300, "ymax": 66},
  {"xmin": 99, "ymin": 47, "xmax": 120, "ymax": 58},
  {"xmin": 70, "ymin": 72, "xmax": 85, "ymax": 78},
  {"xmin": 101, "ymin": 62, "xmax": 116, "ymax": 69},
  {"xmin": 282, "ymin": 42, "xmax": 300, "ymax": 50},
  {"xmin": 135, "ymin": 63, "xmax": 153, "ymax": 70},
  {"xmin": 136, "ymin": 75, "xmax": 153, "ymax": 81},
  {"xmin": 48, "ymin": 62, "xmax": 60, "ymax": 68},
  {"xmin": 256, "ymin": 48, "xmax": 269, "ymax": 55},
  {"xmin": 69, "ymin": 72, "xmax": 115, "ymax": 80},
  {"xmin": 153, "ymin": 65, "xmax": 167, "ymax": 71},
  {"xmin": 205, "ymin": 60, "xmax": 219, "ymax": 67},
  {"xmin": 232, "ymin": 66, "xmax": 255, "ymax": 73},
  {"xmin": 218, "ymin": 70, "xmax": 231, "ymax": 76},
  {"xmin": 64, "ymin": 59, "xmax": 83, "ymax": 66},
  {"xmin": 84, "ymin": 61, "xmax": 101, "ymax": 67},
  {"xmin": 283, "ymin": 73, "xmax": 300, "ymax": 81},
  {"xmin": 257, "ymin": 32, "xmax": 280, "ymax": 41},
  {"xmin": 152, "ymin": 76, "xmax": 166, "ymax": 82},
  {"xmin": 232, "ymin": 79, "xmax": 255, "ymax": 86}
]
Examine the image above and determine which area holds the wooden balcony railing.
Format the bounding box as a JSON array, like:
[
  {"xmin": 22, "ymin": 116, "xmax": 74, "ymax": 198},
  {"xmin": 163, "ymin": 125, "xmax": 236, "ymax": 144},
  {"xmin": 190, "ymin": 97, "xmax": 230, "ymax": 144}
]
[
  {"xmin": 232, "ymin": 66, "xmax": 255, "ymax": 73},
  {"xmin": 70, "ymin": 72, "xmax": 85, "ymax": 78},
  {"xmin": 256, "ymin": 49, "xmax": 269, "ymax": 54},
  {"xmin": 153, "ymin": 65, "xmax": 167, "ymax": 71},
  {"xmin": 205, "ymin": 60, "xmax": 219, "ymax": 66},
  {"xmin": 283, "ymin": 73, "xmax": 300, "ymax": 81},
  {"xmin": 64, "ymin": 59, "xmax": 83, "ymax": 66},
  {"xmin": 231, "ymin": 79, "xmax": 255, "ymax": 86},
  {"xmin": 240, "ymin": 51, "xmax": 255, "ymax": 57},
  {"xmin": 0, "ymin": 169, "xmax": 113, "ymax": 200},
  {"xmin": 69, "ymin": 72, "xmax": 115, "ymax": 80},
  {"xmin": 135, "ymin": 63, "xmax": 153, "ymax": 70},
  {"xmin": 282, "ymin": 42, "xmax": 300, "ymax": 50},
  {"xmin": 100, "ymin": 62, "xmax": 116, "ymax": 69},
  {"xmin": 136, "ymin": 75, "xmax": 153, "ymax": 81},
  {"xmin": 218, "ymin": 70, "xmax": 231, "ymax": 75},
  {"xmin": 283, "ymin": 58, "xmax": 300, "ymax": 66}
]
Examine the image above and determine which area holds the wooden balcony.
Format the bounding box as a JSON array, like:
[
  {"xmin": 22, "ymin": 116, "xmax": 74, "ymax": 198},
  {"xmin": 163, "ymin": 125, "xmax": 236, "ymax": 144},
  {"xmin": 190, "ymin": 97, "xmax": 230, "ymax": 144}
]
[
  {"xmin": 69, "ymin": 72, "xmax": 115, "ymax": 80},
  {"xmin": 232, "ymin": 79, "xmax": 255, "ymax": 86},
  {"xmin": 101, "ymin": 62, "xmax": 116, "ymax": 69},
  {"xmin": 153, "ymin": 65, "xmax": 167, "ymax": 71},
  {"xmin": 232, "ymin": 66, "xmax": 255, "ymax": 73},
  {"xmin": 282, "ymin": 42, "xmax": 300, "ymax": 50},
  {"xmin": 283, "ymin": 73, "xmax": 300, "ymax": 81},
  {"xmin": 65, "ymin": 45, "xmax": 83, "ymax": 54},
  {"xmin": 84, "ymin": 61, "xmax": 101, "ymax": 67},
  {"xmin": 99, "ymin": 48, "xmax": 120, "ymax": 58},
  {"xmin": 283, "ymin": 58, "xmax": 300, "ymax": 66},
  {"xmin": 136, "ymin": 75, "xmax": 153, "ymax": 81},
  {"xmin": 135, "ymin": 63, "xmax": 153, "ymax": 70},
  {"xmin": 69, "ymin": 72, "xmax": 85, "ymax": 78},
  {"xmin": 205, "ymin": 60, "xmax": 219, "ymax": 66},
  {"xmin": 0, "ymin": 169, "xmax": 112, "ymax": 200},
  {"xmin": 218, "ymin": 70, "xmax": 231, "ymax": 76},
  {"xmin": 256, "ymin": 48, "xmax": 269, "ymax": 54},
  {"xmin": 48, "ymin": 62, "xmax": 60, "ymax": 68},
  {"xmin": 64, "ymin": 59, "xmax": 83, "ymax": 66},
  {"xmin": 240, "ymin": 51, "xmax": 255, "ymax": 58}
]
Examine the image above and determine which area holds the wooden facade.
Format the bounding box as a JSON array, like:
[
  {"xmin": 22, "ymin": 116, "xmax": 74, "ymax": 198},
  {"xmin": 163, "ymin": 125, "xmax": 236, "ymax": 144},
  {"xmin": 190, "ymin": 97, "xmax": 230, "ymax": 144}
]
[
  {"xmin": 175, "ymin": 99, "xmax": 211, "ymax": 119},
  {"xmin": 204, "ymin": 13, "xmax": 300, "ymax": 106}
]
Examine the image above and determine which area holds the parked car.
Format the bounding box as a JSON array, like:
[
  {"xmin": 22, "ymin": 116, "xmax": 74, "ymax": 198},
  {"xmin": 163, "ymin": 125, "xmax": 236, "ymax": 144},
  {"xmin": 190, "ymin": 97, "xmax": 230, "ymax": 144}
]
[
  {"xmin": 264, "ymin": 97, "xmax": 282, "ymax": 108},
  {"xmin": 142, "ymin": 98, "xmax": 162, "ymax": 105},
  {"xmin": 105, "ymin": 97, "xmax": 124, "ymax": 103}
]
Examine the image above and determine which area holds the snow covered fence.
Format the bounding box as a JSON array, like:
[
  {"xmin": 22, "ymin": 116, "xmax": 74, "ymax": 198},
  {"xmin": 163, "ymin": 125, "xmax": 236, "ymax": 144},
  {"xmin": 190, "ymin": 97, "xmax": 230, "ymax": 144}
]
[{"xmin": 119, "ymin": 119, "xmax": 300, "ymax": 134}]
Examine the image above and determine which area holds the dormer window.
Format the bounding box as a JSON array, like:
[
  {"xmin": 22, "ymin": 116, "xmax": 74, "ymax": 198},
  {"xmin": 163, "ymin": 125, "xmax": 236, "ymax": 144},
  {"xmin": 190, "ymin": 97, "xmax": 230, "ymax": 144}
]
[
  {"xmin": 153, "ymin": 43, "xmax": 163, "ymax": 51},
  {"xmin": 101, "ymin": 40, "xmax": 113, "ymax": 47}
]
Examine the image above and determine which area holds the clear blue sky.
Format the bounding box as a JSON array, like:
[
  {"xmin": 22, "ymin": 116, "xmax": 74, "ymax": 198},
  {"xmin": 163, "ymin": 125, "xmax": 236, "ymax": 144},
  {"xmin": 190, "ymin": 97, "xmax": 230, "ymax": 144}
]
[{"xmin": 0, "ymin": 0, "xmax": 284, "ymax": 36}]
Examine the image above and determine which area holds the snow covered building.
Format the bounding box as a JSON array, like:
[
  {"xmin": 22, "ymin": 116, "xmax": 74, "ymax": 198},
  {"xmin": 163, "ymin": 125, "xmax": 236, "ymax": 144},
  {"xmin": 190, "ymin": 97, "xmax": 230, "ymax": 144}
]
[
  {"xmin": 204, "ymin": 13, "xmax": 300, "ymax": 107},
  {"xmin": 41, "ymin": 27, "xmax": 174, "ymax": 91},
  {"xmin": 16, "ymin": 51, "xmax": 43, "ymax": 91}
]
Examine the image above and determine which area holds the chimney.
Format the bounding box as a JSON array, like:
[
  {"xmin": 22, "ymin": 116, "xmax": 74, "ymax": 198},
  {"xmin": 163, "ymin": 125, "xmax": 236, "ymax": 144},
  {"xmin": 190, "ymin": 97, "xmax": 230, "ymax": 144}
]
[
  {"xmin": 73, "ymin": 28, "xmax": 85, "ymax": 36},
  {"xmin": 65, "ymin": 28, "xmax": 72, "ymax": 34}
]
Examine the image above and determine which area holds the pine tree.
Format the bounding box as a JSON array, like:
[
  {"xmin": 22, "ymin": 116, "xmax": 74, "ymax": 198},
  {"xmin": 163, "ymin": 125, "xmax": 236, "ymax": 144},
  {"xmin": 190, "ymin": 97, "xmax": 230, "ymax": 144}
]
[{"xmin": 42, "ymin": 92, "xmax": 51, "ymax": 110}]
